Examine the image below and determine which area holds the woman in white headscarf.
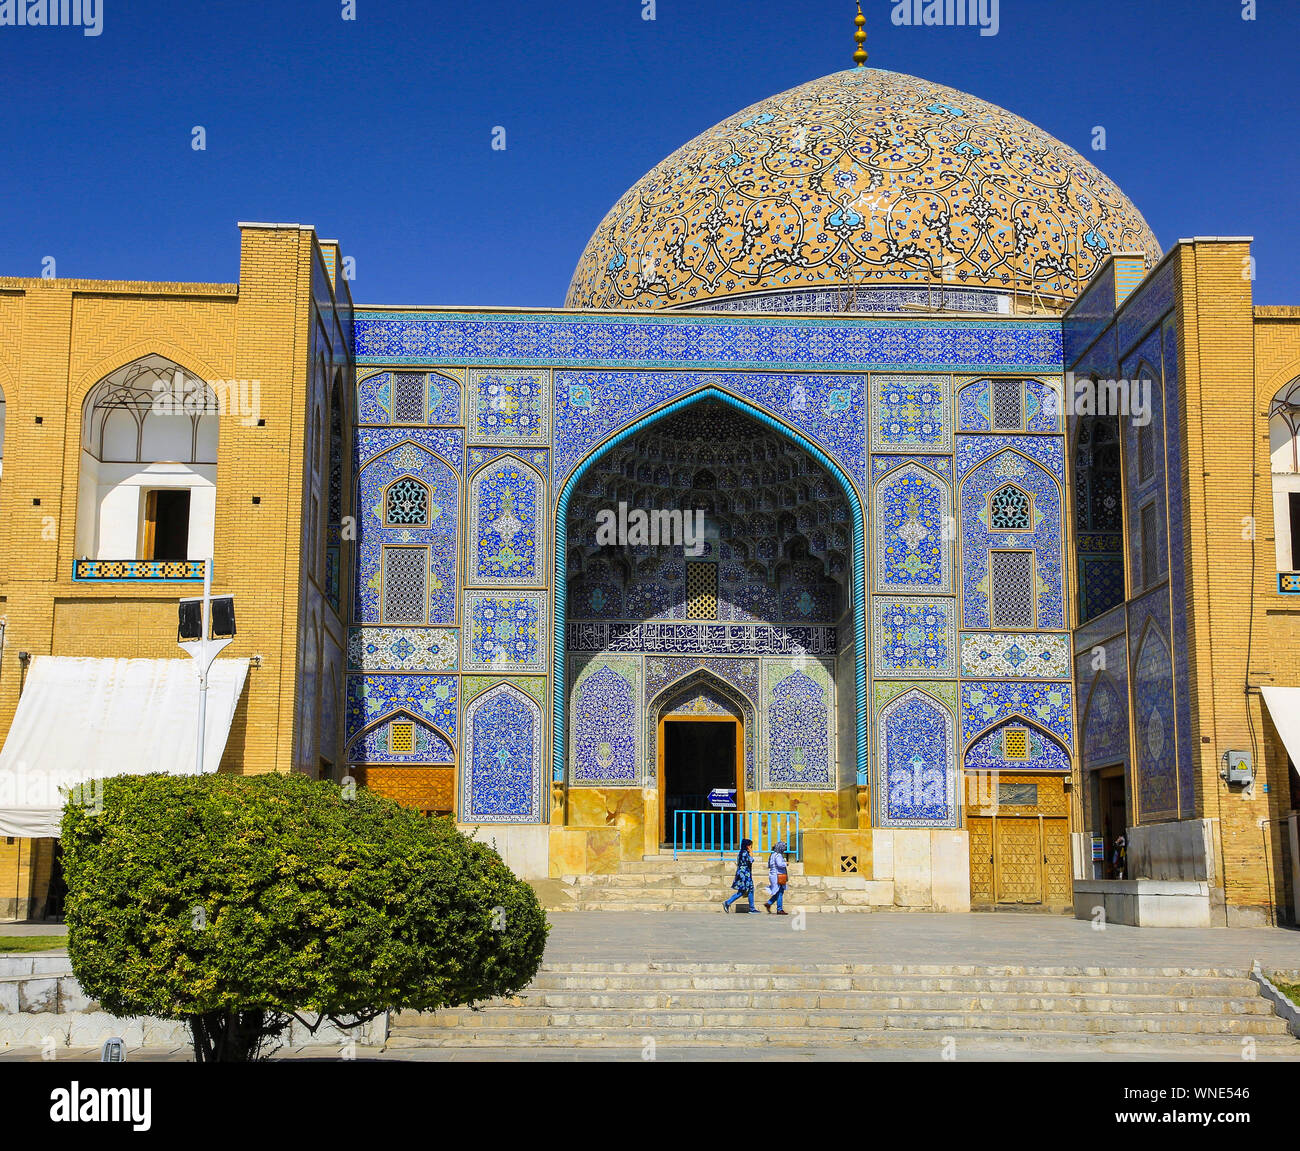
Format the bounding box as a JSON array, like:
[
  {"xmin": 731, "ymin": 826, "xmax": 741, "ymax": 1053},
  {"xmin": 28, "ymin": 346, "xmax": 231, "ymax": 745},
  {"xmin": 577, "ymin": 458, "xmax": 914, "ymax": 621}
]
[{"xmin": 764, "ymin": 841, "xmax": 789, "ymax": 915}]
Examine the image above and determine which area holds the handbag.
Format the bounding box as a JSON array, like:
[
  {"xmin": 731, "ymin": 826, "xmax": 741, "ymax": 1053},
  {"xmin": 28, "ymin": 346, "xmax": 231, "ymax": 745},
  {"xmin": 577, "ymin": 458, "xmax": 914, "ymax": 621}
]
[{"xmin": 777, "ymin": 873, "xmax": 788, "ymax": 887}]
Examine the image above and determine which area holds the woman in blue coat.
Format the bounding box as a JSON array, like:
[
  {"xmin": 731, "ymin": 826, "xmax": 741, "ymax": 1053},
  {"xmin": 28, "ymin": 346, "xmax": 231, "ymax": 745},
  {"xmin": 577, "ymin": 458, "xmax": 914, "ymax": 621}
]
[{"xmin": 722, "ymin": 838, "xmax": 756, "ymax": 912}]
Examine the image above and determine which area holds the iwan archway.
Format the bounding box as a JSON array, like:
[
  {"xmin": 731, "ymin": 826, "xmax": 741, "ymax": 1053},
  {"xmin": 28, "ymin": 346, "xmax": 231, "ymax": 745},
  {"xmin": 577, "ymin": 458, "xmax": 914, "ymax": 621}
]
[{"xmin": 552, "ymin": 386, "xmax": 867, "ymax": 849}]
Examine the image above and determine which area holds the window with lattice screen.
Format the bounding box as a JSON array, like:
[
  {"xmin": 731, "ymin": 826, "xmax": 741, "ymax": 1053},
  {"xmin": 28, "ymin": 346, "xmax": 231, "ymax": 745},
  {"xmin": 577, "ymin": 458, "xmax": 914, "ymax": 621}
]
[
  {"xmin": 1002, "ymin": 727, "xmax": 1029, "ymax": 760},
  {"xmin": 989, "ymin": 484, "xmax": 1032, "ymax": 531},
  {"xmin": 389, "ymin": 722, "xmax": 415, "ymax": 754},
  {"xmin": 382, "ymin": 546, "xmax": 427, "ymax": 623},
  {"xmin": 989, "ymin": 550, "xmax": 1034, "ymax": 627},
  {"xmin": 385, "ymin": 478, "xmax": 429, "ymax": 526},
  {"xmin": 1140, "ymin": 502, "xmax": 1158, "ymax": 588},
  {"xmin": 1138, "ymin": 420, "xmax": 1155, "ymax": 482},
  {"xmin": 686, "ymin": 561, "xmax": 718, "ymax": 619},
  {"xmin": 991, "ymin": 378, "xmax": 1023, "ymax": 431},
  {"xmin": 392, "ymin": 372, "xmax": 426, "ymax": 423}
]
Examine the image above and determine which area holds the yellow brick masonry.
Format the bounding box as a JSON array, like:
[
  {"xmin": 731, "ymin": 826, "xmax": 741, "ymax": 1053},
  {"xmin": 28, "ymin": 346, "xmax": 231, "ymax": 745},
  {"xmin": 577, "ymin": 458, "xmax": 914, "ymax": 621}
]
[
  {"xmin": 0, "ymin": 227, "xmax": 329, "ymax": 918},
  {"xmin": 1175, "ymin": 241, "xmax": 1300, "ymax": 923}
]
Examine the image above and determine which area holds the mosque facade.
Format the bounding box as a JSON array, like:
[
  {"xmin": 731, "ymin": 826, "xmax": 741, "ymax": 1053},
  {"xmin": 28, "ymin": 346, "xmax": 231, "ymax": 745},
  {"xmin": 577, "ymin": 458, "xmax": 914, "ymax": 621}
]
[{"xmin": 0, "ymin": 62, "xmax": 1297, "ymax": 924}]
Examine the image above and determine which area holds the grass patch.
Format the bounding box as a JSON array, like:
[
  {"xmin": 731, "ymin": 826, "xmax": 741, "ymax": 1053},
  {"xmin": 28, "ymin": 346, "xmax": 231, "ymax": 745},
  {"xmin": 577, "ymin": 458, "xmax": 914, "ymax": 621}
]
[
  {"xmin": 1272, "ymin": 977, "xmax": 1300, "ymax": 1005},
  {"xmin": 0, "ymin": 935, "xmax": 67, "ymax": 954}
]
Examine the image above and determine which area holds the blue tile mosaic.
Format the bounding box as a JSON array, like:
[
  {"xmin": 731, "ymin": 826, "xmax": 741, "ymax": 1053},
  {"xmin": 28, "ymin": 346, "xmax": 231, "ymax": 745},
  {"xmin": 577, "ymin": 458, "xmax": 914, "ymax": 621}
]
[
  {"xmin": 963, "ymin": 719, "xmax": 1070, "ymax": 774},
  {"xmin": 552, "ymin": 371, "xmax": 867, "ymax": 490},
  {"xmin": 876, "ymin": 688, "xmax": 958, "ymax": 828},
  {"xmin": 870, "ymin": 375, "xmax": 952, "ymax": 452},
  {"xmin": 345, "ymin": 673, "xmax": 459, "ymax": 745},
  {"xmin": 874, "ymin": 462, "xmax": 953, "ymax": 592},
  {"xmin": 355, "ymin": 441, "xmax": 458, "ymax": 626},
  {"xmin": 765, "ymin": 661, "xmax": 834, "ymax": 789},
  {"xmin": 872, "ymin": 597, "xmax": 956, "ymax": 678},
  {"xmin": 468, "ymin": 455, "xmax": 546, "ymax": 586},
  {"xmin": 354, "ymin": 312, "xmax": 1064, "ymax": 373},
  {"xmin": 463, "ymin": 591, "xmax": 548, "ymax": 672},
  {"xmin": 959, "ymin": 449, "xmax": 1064, "ymax": 630},
  {"xmin": 960, "ymin": 680, "xmax": 1073, "ymax": 749},
  {"xmin": 463, "ymin": 682, "xmax": 544, "ymax": 822}
]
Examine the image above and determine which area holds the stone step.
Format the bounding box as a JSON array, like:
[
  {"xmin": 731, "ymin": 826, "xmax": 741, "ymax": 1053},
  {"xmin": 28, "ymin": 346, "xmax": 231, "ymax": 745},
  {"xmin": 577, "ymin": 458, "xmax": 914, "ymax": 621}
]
[
  {"xmin": 390, "ymin": 1007, "xmax": 1290, "ymax": 1035},
  {"xmin": 554, "ymin": 901, "xmax": 887, "ymax": 912},
  {"xmin": 557, "ymin": 892, "xmax": 863, "ymax": 905},
  {"xmin": 408, "ymin": 991, "xmax": 1279, "ymax": 1015},
  {"xmin": 520, "ymin": 973, "xmax": 1260, "ymax": 996},
  {"xmin": 527, "ymin": 962, "xmax": 1251, "ymax": 977},
  {"xmin": 385, "ymin": 1026, "xmax": 1299, "ymax": 1050},
  {"xmin": 613, "ymin": 858, "xmax": 809, "ymax": 875}
]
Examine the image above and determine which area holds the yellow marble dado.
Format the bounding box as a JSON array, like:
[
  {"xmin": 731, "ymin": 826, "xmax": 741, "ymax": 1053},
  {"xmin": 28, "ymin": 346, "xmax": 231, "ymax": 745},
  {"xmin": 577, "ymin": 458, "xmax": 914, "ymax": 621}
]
[
  {"xmin": 755, "ymin": 790, "xmax": 842, "ymax": 828},
  {"xmin": 548, "ymin": 826, "xmax": 621, "ymax": 877},
  {"xmin": 802, "ymin": 829, "xmax": 873, "ymax": 878},
  {"xmin": 564, "ymin": 787, "xmax": 648, "ymax": 861}
]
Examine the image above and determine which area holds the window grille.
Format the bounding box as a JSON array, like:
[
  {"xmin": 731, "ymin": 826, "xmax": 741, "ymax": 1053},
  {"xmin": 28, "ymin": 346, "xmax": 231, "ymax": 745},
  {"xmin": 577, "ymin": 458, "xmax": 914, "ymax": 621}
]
[
  {"xmin": 385, "ymin": 479, "xmax": 429, "ymax": 526},
  {"xmin": 991, "ymin": 378, "xmax": 1023, "ymax": 431},
  {"xmin": 686, "ymin": 561, "xmax": 718, "ymax": 619},
  {"xmin": 389, "ymin": 722, "xmax": 415, "ymax": 754},
  {"xmin": 392, "ymin": 372, "xmax": 426, "ymax": 423},
  {"xmin": 1002, "ymin": 727, "xmax": 1029, "ymax": 760},
  {"xmin": 989, "ymin": 484, "xmax": 1032, "ymax": 531},
  {"xmin": 382, "ymin": 546, "xmax": 427, "ymax": 623},
  {"xmin": 990, "ymin": 550, "xmax": 1034, "ymax": 627}
]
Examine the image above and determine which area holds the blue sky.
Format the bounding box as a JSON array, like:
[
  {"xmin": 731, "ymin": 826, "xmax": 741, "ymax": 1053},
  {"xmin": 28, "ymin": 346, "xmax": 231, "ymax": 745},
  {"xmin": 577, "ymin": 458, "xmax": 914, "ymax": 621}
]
[{"xmin": 0, "ymin": 0, "xmax": 1295, "ymax": 306}]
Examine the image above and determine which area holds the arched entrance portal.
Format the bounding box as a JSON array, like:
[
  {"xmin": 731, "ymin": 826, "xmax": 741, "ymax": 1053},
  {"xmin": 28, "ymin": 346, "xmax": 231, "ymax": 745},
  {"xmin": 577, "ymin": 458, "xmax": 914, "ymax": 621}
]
[
  {"xmin": 555, "ymin": 388, "xmax": 866, "ymax": 848},
  {"xmin": 650, "ymin": 670, "xmax": 752, "ymax": 847}
]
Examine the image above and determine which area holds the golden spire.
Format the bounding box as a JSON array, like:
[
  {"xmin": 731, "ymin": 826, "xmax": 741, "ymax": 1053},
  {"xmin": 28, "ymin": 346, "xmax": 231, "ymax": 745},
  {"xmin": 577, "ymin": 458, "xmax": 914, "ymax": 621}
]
[{"xmin": 853, "ymin": 2, "xmax": 868, "ymax": 67}]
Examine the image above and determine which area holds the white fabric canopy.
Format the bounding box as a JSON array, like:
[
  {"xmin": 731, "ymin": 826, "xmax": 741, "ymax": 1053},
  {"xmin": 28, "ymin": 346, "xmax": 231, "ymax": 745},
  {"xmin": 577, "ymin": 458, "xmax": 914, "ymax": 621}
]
[
  {"xmin": 0, "ymin": 656, "xmax": 249, "ymax": 838},
  {"xmin": 1261, "ymin": 687, "xmax": 1300, "ymax": 781}
]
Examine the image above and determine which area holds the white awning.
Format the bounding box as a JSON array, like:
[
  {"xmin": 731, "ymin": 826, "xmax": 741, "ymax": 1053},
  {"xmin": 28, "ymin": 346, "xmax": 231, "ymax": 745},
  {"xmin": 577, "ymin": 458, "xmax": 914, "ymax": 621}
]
[
  {"xmin": 1261, "ymin": 687, "xmax": 1300, "ymax": 780},
  {"xmin": 0, "ymin": 656, "xmax": 250, "ymax": 838}
]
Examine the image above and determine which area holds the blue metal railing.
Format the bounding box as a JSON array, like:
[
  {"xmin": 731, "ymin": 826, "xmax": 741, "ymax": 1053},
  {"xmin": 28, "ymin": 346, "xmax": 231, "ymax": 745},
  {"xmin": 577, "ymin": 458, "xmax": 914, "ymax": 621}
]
[{"xmin": 672, "ymin": 810, "xmax": 800, "ymax": 860}]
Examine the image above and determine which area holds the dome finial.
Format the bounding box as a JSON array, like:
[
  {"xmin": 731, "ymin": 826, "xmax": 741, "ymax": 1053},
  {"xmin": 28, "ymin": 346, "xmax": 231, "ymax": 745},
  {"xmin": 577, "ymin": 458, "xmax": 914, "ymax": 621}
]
[{"xmin": 853, "ymin": 1, "xmax": 868, "ymax": 67}]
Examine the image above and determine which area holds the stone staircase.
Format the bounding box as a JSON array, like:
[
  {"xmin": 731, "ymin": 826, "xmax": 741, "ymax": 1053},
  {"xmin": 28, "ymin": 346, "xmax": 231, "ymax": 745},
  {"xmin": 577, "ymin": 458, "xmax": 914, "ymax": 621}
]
[
  {"xmin": 388, "ymin": 962, "xmax": 1300, "ymax": 1056},
  {"xmin": 543, "ymin": 854, "xmax": 893, "ymax": 913}
]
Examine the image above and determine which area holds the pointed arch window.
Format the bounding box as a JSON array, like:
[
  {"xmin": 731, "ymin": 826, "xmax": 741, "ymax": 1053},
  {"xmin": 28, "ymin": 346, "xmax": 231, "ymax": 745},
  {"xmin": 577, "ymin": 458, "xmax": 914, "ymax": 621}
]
[
  {"xmin": 989, "ymin": 484, "xmax": 1032, "ymax": 531},
  {"xmin": 385, "ymin": 478, "xmax": 429, "ymax": 527}
]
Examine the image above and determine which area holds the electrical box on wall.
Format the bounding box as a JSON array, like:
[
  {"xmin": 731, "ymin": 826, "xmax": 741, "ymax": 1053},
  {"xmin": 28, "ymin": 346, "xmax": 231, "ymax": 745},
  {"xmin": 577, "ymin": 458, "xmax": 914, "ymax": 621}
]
[{"xmin": 1223, "ymin": 750, "xmax": 1254, "ymax": 786}]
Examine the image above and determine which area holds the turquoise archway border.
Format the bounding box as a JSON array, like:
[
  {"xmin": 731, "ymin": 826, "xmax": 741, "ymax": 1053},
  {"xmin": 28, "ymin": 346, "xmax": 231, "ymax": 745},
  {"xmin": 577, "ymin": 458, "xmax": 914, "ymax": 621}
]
[{"xmin": 552, "ymin": 385, "xmax": 868, "ymax": 792}]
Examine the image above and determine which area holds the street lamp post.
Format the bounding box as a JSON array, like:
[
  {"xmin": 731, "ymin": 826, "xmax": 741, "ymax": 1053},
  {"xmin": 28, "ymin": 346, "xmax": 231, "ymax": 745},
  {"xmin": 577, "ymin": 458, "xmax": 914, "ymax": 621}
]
[{"xmin": 178, "ymin": 559, "xmax": 236, "ymax": 775}]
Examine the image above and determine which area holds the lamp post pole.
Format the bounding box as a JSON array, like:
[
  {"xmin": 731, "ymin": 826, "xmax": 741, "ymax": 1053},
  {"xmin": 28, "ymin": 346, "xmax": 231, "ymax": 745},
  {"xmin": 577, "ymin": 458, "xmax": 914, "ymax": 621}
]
[{"xmin": 179, "ymin": 558, "xmax": 232, "ymax": 776}]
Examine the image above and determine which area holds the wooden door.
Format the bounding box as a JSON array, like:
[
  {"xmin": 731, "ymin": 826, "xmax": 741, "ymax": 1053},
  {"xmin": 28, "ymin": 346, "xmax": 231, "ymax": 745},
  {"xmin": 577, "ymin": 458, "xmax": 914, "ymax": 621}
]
[
  {"xmin": 1042, "ymin": 816, "xmax": 1071, "ymax": 906},
  {"xmin": 994, "ymin": 817, "xmax": 1043, "ymax": 904},
  {"xmin": 969, "ymin": 817, "xmax": 994, "ymax": 904}
]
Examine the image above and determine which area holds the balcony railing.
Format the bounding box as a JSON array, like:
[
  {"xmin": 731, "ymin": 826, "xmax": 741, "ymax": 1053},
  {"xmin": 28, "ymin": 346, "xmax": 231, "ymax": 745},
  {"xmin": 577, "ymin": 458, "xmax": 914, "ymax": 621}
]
[
  {"xmin": 73, "ymin": 559, "xmax": 206, "ymax": 582},
  {"xmin": 672, "ymin": 810, "xmax": 801, "ymax": 860}
]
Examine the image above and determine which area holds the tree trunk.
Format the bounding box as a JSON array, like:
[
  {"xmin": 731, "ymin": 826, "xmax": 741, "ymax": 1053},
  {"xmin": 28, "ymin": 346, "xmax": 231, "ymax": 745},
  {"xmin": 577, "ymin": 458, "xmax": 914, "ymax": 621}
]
[{"xmin": 189, "ymin": 1008, "xmax": 282, "ymax": 1062}]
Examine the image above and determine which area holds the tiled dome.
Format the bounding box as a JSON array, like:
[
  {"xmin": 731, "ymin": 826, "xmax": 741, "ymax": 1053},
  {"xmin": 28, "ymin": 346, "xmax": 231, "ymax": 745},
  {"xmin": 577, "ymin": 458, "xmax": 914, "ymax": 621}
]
[{"xmin": 566, "ymin": 68, "xmax": 1160, "ymax": 313}]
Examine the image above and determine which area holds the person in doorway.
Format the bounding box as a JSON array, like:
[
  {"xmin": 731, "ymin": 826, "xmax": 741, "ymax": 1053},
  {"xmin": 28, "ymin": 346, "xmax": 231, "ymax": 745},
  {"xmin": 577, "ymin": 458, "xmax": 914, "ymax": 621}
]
[
  {"xmin": 723, "ymin": 838, "xmax": 756, "ymax": 913},
  {"xmin": 764, "ymin": 840, "xmax": 789, "ymax": 914},
  {"xmin": 1112, "ymin": 833, "xmax": 1127, "ymax": 881}
]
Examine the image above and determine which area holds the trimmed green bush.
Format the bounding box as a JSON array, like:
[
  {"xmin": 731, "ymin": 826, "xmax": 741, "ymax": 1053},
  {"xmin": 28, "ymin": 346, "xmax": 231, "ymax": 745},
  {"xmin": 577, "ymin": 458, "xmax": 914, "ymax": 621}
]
[{"xmin": 61, "ymin": 772, "xmax": 548, "ymax": 1061}]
